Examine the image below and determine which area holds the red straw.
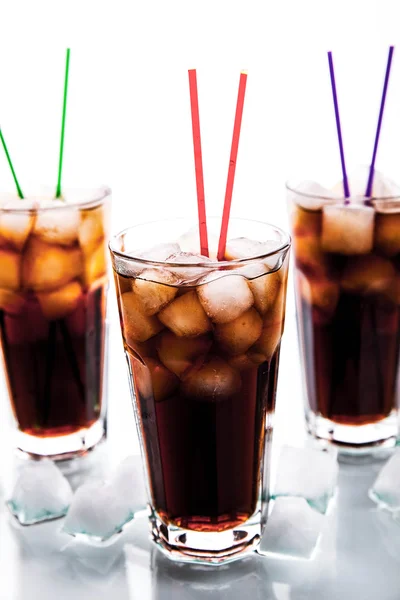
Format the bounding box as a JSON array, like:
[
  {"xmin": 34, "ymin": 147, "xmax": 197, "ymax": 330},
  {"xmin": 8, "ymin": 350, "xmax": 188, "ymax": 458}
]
[
  {"xmin": 188, "ymin": 69, "xmax": 209, "ymax": 257},
  {"xmin": 217, "ymin": 72, "xmax": 248, "ymax": 261}
]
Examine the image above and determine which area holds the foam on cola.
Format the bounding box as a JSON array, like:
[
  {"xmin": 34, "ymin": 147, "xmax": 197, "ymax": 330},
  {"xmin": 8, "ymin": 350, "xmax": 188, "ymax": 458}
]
[
  {"xmin": 0, "ymin": 190, "xmax": 110, "ymax": 442},
  {"xmin": 112, "ymin": 235, "xmax": 289, "ymax": 532},
  {"xmin": 290, "ymin": 175, "xmax": 400, "ymax": 439}
]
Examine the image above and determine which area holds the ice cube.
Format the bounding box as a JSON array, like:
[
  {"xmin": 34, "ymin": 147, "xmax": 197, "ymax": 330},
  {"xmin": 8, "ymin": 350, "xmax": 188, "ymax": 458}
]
[
  {"xmin": 291, "ymin": 181, "xmax": 338, "ymax": 211},
  {"xmin": 197, "ymin": 274, "xmax": 254, "ymax": 324},
  {"xmin": 120, "ymin": 291, "xmax": 164, "ymax": 344},
  {"xmin": 79, "ymin": 204, "xmax": 106, "ymax": 256},
  {"xmin": 293, "ymin": 234, "xmax": 329, "ymax": 279},
  {"xmin": 110, "ymin": 455, "xmax": 148, "ymax": 516},
  {"xmin": 7, "ymin": 459, "xmax": 73, "ymax": 525},
  {"xmin": 0, "ymin": 199, "xmax": 36, "ymax": 250},
  {"xmin": 321, "ymin": 204, "xmax": 375, "ymax": 255},
  {"xmin": 63, "ymin": 479, "xmax": 133, "ymax": 541},
  {"xmin": 132, "ymin": 356, "xmax": 179, "ymax": 401},
  {"xmin": 333, "ymin": 166, "xmax": 399, "ymax": 198},
  {"xmin": 291, "ymin": 204, "xmax": 322, "ymax": 237},
  {"xmin": 166, "ymin": 252, "xmax": 213, "ymax": 282},
  {"xmin": 0, "ymin": 249, "xmax": 21, "ymax": 290},
  {"xmin": 178, "ymin": 227, "xmax": 219, "ymax": 260},
  {"xmin": 34, "ymin": 201, "xmax": 80, "ymax": 246},
  {"xmin": 246, "ymin": 267, "xmax": 282, "ymax": 315},
  {"xmin": 369, "ymin": 449, "xmax": 400, "ymax": 511},
  {"xmin": 251, "ymin": 317, "xmax": 283, "ymax": 361},
  {"xmin": 0, "ymin": 288, "xmax": 25, "ymax": 314},
  {"xmin": 158, "ymin": 290, "xmax": 211, "ymax": 336},
  {"xmin": 224, "ymin": 237, "xmax": 281, "ymax": 261},
  {"xmin": 216, "ymin": 308, "xmax": 263, "ymax": 355},
  {"xmin": 181, "ymin": 357, "xmax": 241, "ymax": 401},
  {"xmin": 132, "ymin": 269, "xmax": 178, "ymax": 315},
  {"xmin": 37, "ymin": 281, "xmax": 82, "ymax": 320},
  {"xmin": 299, "ymin": 277, "xmax": 339, "ymax": 320},
  {"xmin": 257, "ymin": 497, "xmax": 324, "ymax": 560},
  {"xmin": 157, "ymin": 330, "xmax": 212, "ymax": 378},
  {"xmin": 341, "ymin": 255, "xmax": 395, "ymax": 295},
  {"xmin": 272, "ymin": 445, "xmax": 338, "ymax": 514},
  {"xmin": 22, "ymin": 238, "xmax": 83, "ymax": 292},
  {"xmin": 374, "ymin": 208, "xmax": 400, "ymax": 257},
  {"xmin": 83, "ymin": 242, "xmax": 107, "ymax": 287},
  {"xmin": 137, "ymin": 242, "xmax": 181, "ymax": 262}
]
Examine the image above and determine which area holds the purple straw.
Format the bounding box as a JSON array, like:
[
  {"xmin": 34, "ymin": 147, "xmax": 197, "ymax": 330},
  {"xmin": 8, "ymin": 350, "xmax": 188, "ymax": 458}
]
[
  {"xmin": 327, "ymin": 51, "xmax": 350, "ymax": 201},
  {"xmin": 365, "ymin": 45, "xmax": 395, "ymax": 198}
]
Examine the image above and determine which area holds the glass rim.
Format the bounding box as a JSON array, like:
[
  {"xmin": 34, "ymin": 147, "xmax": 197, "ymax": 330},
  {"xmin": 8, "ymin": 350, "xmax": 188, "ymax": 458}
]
[
  {"xmin": 109, "ymin": 216, "xmax": 291, "ymax": 269},
  {"xmin": 0, "ymin": 185, "xmax": 111, "ymax": 214},
  {"xmin": 285, "ymin": 178, "xmax": 400, "ymax": 203}
]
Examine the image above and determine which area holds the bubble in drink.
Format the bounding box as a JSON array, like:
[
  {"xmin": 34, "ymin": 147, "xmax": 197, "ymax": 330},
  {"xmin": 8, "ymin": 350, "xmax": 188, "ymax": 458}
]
[
  {"xmin": 133, "ymin": 269, "xmax": 178, "ymax": 315},
  {"xmin": 216, "ymin": 308, "xmax": 263, "ymax": 355},
  {"xmin": 158, "ymin": 290, "xmax": 211, "ymax": 336},
  {"xmin": 197, "ymin": 274, "xmax": 254, "ymax": 324},
  {"xmin": 156, "ymin": 330, "xmax": 212, "ymax": 378},
  {"xmin": 321, "ymin": 204, "xmax": 374, "ymax": 255},
  {"xmin": 181, "ymin": 357, "xmax": 241, "ymax": 401}
]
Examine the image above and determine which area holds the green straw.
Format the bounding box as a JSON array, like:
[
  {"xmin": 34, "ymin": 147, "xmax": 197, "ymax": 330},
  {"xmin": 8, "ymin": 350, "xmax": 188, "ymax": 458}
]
[
  {"xmin": 55, "ymin": 48, "xmax": 71, "ymax": 199},
  {"xmin": 0, "ymin": 129, "xmax": 24, "ymax": 199}
]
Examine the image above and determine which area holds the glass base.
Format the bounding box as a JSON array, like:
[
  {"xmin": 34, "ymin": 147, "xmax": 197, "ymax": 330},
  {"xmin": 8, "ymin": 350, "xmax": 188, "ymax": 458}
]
[
  {"xmin": 306, "ymin": 411, "xmax": 398, "ymax": 455},
  {"xmin": 149, "ymin": 510, "xmax": 262, "ymax": 566},
  {"xmin": 14, "ymin": 419, "xmax": 106, "ymax": 462}
]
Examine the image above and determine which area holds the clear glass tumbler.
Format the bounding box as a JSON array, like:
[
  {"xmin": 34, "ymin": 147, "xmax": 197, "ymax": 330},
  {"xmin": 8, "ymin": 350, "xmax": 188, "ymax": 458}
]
[
  {"xmin": 288, "ymin": 181, "xmax": 400, "ymax": 452},
  {"xmin": 0, "ymin": 187, "xmax": 111, "ymax": 459},
  {"xmin": 110, "ymin": 217, "xmax": 290, "ymax": 564}
]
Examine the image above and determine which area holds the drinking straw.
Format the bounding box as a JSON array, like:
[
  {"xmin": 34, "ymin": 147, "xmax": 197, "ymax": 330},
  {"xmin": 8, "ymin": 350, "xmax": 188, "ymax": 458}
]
[
  {"xmin": 0, "ymin": 129, "xmax": 24, "ymax": 199},
  {"xmin": 188, "ymin": 69, "xmax": 209, "ymax": 257},
  {"xmin": 56, "ymin": 48, "xmax": 71, "ymax": 199},
  {"xmin": 327, "ymin": 51, "xmax": 350, "ymax": 201},
  {"xmin": 365, "ymin": 45, "xmax": 395, "ymax": 198},
  {"xmin": 217, "ymin": 71, "xmax": 248, "ymax": 261}
]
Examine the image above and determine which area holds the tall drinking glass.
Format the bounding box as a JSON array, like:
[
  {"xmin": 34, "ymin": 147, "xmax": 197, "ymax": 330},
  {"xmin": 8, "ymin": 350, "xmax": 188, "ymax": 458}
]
[
  {"xmin": 0, "ymin": 187, "xmax": 111, "ymax": 459},
  {"xmin": 110, "ymin": 217, "xmax": 290, "ymax": 564},
  {"xmin": 288, "ymin": 181, "xmax": 400, "ymax": 452}
]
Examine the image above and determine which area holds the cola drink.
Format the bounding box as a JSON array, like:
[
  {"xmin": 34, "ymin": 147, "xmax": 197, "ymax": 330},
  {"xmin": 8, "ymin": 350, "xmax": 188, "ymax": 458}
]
[
  {"xmin": 110, "ymin": 217, "xmax": 290, "ymax": 562},
  {"xmin": 0, "ymin": 188, "xmax": 110, "ymax": 457}
]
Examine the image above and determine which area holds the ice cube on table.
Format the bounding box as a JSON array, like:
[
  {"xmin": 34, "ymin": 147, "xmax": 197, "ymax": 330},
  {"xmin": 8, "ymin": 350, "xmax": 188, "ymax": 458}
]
[
  {"xmin": 120, "ymin": 291, "xmax": 164, "ymax": 345},
  {"xmin": 321, "ymin": 204, "xmax": 374, "ymax": 255},
  {"xmin": 181, "ymin": 357, "xmax": 241, "ymax": 401},
  {"xmin": 215, "ymin": 308, "xmax": 263, "ymax": 355},
  {"xmin": 178, "ymin": 227, "xmax": 219, "ymax": 260},
  {"xmin": 132, "ymin": 269, "xmax": 178, "ymax": 315},
  {"xmin": 257, "ymin": 497, "xmax": 324, "ymax": 560},
  {"xmin": 34, "ymin": 201, "xmax": 80, "ymax": 246},
  {"xmin": 369, "ymin": 449, "xmax": 400, "ymax": 511},
  {"xmin": 63, "ymin": 480, "xmax": 132, "ymax": 542},
  {"xmin": 0, "ymin": 199, "xmax": 36, "ymax": 250},
  {"xmin": 341, "ymin": 255, "xmax": 395, "ymax": 295},
  {"xmin": 272, "ymin": 445, "xmax": 338, "ymax": 514},
  {"xmin": 7, "ymin": 459, "xmax": 73, "ymax": 525},
  {"xmin": 158, "ymin": 290, "xmax": 211, "ymax": 336},
  {"xmin": 291, "ymin": 181, "xmax": 339, "ymax": 211},
  {"xmin": 37, "ymin": 281, "xmax": 82, "ymax": 320},
  {"xmin": 110, "ymin": 455, "xmax": 148, "ymax": 516},
  {"xmin": 0, "ymin": 249, "xmax": 21, "ymax": 290},
  {"xmin": 156, "ymin": 330, "xmax": 212, "ymax": 378},
  {"xmin": 22, "ymin": 238, "xmax": 83, "ymax": 291},
  {"xmin": 197, "ymin": 274, "xmax": 254, "ymax": 324}
]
